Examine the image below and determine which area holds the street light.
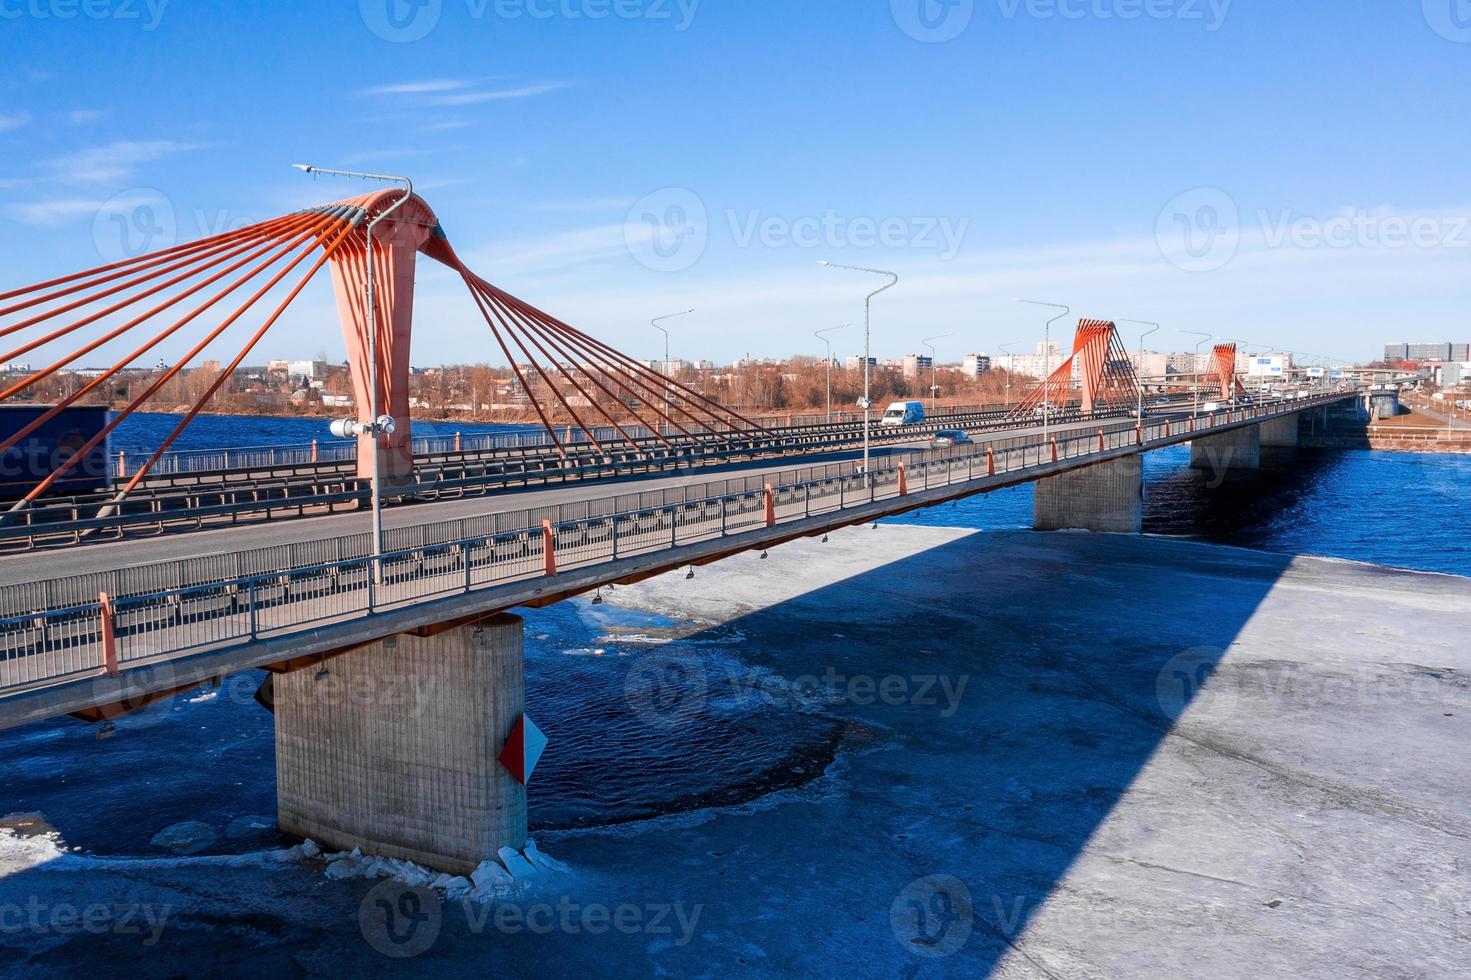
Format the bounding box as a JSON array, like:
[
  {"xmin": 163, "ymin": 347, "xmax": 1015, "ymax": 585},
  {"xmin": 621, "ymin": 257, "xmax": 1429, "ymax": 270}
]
[
  {"xmin": 1117, "ymin": 319, "xmax": 1160, "ymax": 422},
  {"xmin": 293, "ymin": 163, "xmax": 412, "ymax": 576},
  {"xmin": 652, "ymin": 309, "xmax": 694, "ymax": 426},
  {"xmin": 814, "ymin": 324, "xmax": 847, "ymax": 423},
  {"xmin": 921, "ymin": 332, "xmax": 953, "ymax": 416},
  {"xmin": 1014, "ymin": 298, "xmax": 1071, "ymax": 443},
  {"xmin": 998, "ymin": 342, "xmax": 1021, "ymax": 410},
  {"xmin": 1177, "ymin": 329, "xmax": 1212, "ymax": 418},
  {"xmin": 819, "ymin": 261, "xmax": 899, "ymax": 480}
]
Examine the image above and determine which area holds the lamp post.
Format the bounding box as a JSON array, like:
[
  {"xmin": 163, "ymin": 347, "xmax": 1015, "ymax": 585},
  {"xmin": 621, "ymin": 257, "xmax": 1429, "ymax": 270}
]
[
  {"xmin": 819, "ymin": 261, "xmax": 898, "ymax": 481},
  {"xmin": 921, "ymin": 332, "xmax": 952, "ymax": 416},
  {"xmin": 1118, "ymin": 319, "xmax": 1160, "ymax": 421},
  {"xmin": 652, "ymin": 309, "xmax": 694, "ymax": 428},
  {"xmin": 1014, "ymin": 299, "xmax": 1071, "ymax": 443},
  {"xmin": 293, "ymin": 163, "xmax": 412, "ymax": 576},
  {"xmin": 1178, "ymin": 329, "xmax": 1212, "ymax": 419},
  {"xmin": 999, "ymin": 342, "xmax": 1021, "ymax": 410},
  {"xmin": 815, "ymin": 324, "xmax": 847, "ymax": 423}
]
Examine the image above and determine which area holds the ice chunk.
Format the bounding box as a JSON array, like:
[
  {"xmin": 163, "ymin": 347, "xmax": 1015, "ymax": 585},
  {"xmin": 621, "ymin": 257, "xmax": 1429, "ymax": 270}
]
[
  {"xmin": 472, "ymin": 859, "xmax": 513, "ymax": 891},
  {"xmin": 150, "ymin": 820, "xmax": 218, "ymax": 856},
  {"xmin": 524, "ymin": 839, "xmax": 570, "ymax": 874},
  {"xmin": 497, "ymin": 845, "xmax": 539, "ymax": 878}
]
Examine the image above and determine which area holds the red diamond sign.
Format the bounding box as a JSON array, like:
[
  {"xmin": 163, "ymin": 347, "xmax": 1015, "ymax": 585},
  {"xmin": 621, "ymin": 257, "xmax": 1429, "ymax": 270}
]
[{"xmin": 497, "ymin": 714, "xmax": 547, "ymax": 786}]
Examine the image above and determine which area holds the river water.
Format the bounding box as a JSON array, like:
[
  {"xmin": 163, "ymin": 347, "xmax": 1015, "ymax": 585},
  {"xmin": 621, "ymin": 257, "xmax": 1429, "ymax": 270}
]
[{"xmin": 1, "ymin": 417, "xmax": 1467, "ymax": 859}]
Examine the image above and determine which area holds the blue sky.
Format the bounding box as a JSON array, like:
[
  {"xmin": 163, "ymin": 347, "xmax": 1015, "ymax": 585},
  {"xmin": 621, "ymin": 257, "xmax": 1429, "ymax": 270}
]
[{"xmin": 2, "ymin": 0, "xmax": 1469, "ymax": 367}]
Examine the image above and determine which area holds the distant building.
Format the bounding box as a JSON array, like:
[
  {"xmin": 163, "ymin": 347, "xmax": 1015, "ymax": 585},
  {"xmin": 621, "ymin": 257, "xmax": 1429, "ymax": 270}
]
[
  {"xmin": 901, "ymin": 354, "xmax": 933, "ymax": 379},
  {"xmin": 1384, "ymin": 342, "xmax": 1471, "ymax": 363},
  {"xmin": 961, "ymin": 353, "xmax": 991, "ymax": 379},
  {"xmin": 844, "ymin": 355, "xmax": 877, "ymax": 371},
  {"xmin": 288, "ymin": 359, "xmax": 329, "ymax": 381}
]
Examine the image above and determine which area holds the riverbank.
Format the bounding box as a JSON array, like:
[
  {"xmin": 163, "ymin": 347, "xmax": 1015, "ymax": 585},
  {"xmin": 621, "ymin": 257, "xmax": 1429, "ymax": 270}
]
[{"xmin": 2, "ymin": 527, "xmax": 1466, "ymax": 977}]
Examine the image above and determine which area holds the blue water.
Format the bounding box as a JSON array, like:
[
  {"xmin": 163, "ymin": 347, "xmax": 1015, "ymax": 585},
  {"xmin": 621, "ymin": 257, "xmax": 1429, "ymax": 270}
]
[
  {"xmin": 891, "ymin": 444, "xmax": 1471, "ymax": 577},
  {"xmin": 107, "ymin": 412, "xmax": 542, "ymax": 457},
  {"xmin": 1, "ymin": 416, "xmax": 1467, "ymax": 858}
]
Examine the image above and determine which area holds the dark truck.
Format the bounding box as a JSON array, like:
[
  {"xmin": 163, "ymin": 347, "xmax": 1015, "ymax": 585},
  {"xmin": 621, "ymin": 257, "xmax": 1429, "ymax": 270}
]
[{"xmin": 0, "ymin": 404, "xmax": 111, "ymax": 499}]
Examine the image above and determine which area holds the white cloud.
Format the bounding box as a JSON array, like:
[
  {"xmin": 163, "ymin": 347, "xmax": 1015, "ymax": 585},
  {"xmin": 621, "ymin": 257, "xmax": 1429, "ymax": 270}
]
[
  {"xmin": 45, "ymin": 139, "xmax": 204, "ymax": 183},
  {"xmin": 361, "ymin": 79, "xmax": 475, "ymax": 96},
  {"xmin": 0, "ymin": 113, "xmax": 31, "ymax": 133},
  {"xmin": 10, "ymin": 195, "xmax": 148, "ymax": 227},
  {"xmin": 426, "ymin": 82, "xmax": 570, "ymax": 106}
]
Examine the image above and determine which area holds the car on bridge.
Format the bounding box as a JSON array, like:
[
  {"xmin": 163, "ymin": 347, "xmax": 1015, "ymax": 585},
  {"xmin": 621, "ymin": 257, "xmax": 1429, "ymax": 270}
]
[
  {"xmin": 929, "ymin": 429, "xmax": 973, "ymax": 448},
  {"xmin": 881, "ymin": 401, "xmax": 925, "ymax": 426}
]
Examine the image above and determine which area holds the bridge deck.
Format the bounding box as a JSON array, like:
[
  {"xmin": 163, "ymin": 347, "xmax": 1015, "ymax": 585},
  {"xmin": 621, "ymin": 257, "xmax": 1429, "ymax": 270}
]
[{"xmin": 0, "ymin": 394, "xmax": 1351, "ymax": 729}]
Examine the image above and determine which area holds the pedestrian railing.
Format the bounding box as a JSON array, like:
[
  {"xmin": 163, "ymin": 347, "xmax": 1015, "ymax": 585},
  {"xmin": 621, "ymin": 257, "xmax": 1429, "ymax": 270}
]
[{"xmin": 0, "ymin": 394, "xmax": 1352, "ymax": 694}]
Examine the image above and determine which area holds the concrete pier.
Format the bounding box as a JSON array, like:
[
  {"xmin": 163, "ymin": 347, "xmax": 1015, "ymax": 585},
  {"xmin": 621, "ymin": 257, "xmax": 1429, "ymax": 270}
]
[
  {"xmin": 273, "ymin": 614, "xmax": 527, "ymax": 874},
  {"xmin": 1259, "ymin": 413, "xmax": 1300, "ymax": 448},
  {"xmin": 1033, "ymin": 454, "xmax": 1142, "ymax": 533},
  {"xmin": 1190, "ymin": 424, "xmax": 1260, "ymax": 474}
]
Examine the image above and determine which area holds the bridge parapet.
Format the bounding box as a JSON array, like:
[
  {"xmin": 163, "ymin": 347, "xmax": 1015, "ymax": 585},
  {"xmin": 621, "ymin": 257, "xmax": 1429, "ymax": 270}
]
[{"xmin": 0, "ymin": 391, "xmax": 1357, "ymax": 727}]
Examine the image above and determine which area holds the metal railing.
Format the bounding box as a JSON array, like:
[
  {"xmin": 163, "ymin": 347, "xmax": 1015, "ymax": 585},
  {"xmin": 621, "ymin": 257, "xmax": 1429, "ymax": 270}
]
[
  {"xmin": 0, "ymin": 393, "xmax": 1352, "ymax": 694},
  {"xmin": 107, "ymin": 404, "xmax": 1015, "ymax": 479}
]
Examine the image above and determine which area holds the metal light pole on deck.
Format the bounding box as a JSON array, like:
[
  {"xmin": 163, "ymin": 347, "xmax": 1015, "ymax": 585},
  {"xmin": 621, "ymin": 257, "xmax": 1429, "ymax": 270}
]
[
  {"xmin": 820, "ymin": 261, "xmax": 898, "ymax": 482},
  {"xmin": 922, "ymin": 332, "xmax": 952, "ymax": 416},
  {"xmin": 1118, "ymin": 319, "xmax": 1160, "ymax": 421},
  {"xmin": 1015, "ymin": 299, "xmax": 1070, "ymax": 443},
  {"xmin": 652, "ymin": 309, "xmax": 694, "ymax": 428},
  {"xmin": 999, "ymin": 342, "xmax": 1021, "ymax": 410},
  {"xmin": 815, "ymin": 324, "xmax": 847, "ymax": 423},
  {"xmin": 293, "ymin": 163, "xmax": 412, "ymax": 576},
  {"xmin": 1178, "ymin": 329, "xmax": 1212, "ymax": 419}
]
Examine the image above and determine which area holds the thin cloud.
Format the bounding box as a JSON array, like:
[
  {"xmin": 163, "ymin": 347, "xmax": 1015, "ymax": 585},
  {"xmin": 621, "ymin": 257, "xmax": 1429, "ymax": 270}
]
[
  {"xmin": 0, "ymin": 113, "xmax": 31, "ymax": 133},
  {"xmin": 67, "ymin": 109, "xmax": 105, "ymax": 125},
  {"xmin": 45, "ymin": 139, "xmax": 204, "ymax": 183},
  {"xmin": 361, "ymin": 79, "xmax": 475, "ymax": 96},
  {"xmin": 427, "ymin": 82, "xmax": 570, "ymax": 106},
  {"xmin": 11, "ymin": 194, "xmax": 150, "ymax": 227}
]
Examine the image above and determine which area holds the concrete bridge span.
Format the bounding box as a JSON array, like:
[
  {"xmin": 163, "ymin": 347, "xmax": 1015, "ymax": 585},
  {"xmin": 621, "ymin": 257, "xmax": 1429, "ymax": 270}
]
[{"xmin": 0, "ymin": 393, "xmax": 1352, "ymax": 871}]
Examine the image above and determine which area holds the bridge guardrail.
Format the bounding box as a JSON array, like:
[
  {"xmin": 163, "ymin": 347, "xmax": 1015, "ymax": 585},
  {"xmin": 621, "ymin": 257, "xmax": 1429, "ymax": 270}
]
[
  {"xmin": 8, "ymin": 408, "xmax": 1130, "ymax": 547},
  {"xmin": 0, "ymin": 393, "xmax": 1352, "ymax": 694}
]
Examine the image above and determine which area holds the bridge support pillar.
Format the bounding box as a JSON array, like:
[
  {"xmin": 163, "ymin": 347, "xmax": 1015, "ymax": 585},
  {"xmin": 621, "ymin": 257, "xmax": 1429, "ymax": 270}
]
[
  {"xmin": 1033, "ymin": 454, "xmax": 1142, "ymax": 534},
  {"xmin": 1190, "ymin": 425, "xmax": 1260, "ymax": 475},
  {"xmin": 274, "ymin": 614, "xmax": 527, "ymax": 875},
  {"xmin": 1259, "ymin": 413, "xmax": 1300, "ymax": 448}
]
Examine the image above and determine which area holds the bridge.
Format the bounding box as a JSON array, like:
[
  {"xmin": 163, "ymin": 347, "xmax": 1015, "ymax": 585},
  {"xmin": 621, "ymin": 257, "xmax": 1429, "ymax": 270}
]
[{"xmin": 0, "ymin": 185, "xmax": 1364, "ymax": 876}]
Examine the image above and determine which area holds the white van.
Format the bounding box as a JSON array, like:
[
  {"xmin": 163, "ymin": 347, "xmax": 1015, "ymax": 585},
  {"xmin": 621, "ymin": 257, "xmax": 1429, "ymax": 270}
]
[{"xmin": 880, "ymin": 401, "xmax": 925, "ymax": 426}]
